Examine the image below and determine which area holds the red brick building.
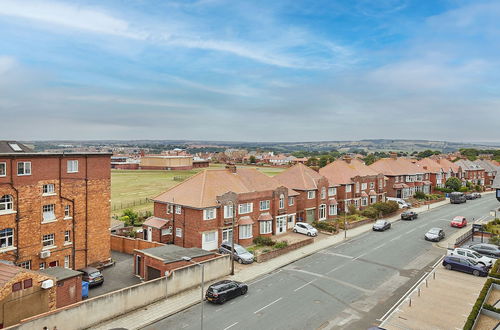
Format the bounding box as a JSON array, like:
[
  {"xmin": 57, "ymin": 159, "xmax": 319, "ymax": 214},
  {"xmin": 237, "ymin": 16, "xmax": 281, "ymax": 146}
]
[
  {"xmin": 40, "ymin": 266, "xmax": 83, "ymax": 308},
  {"xmin": 455, "ymin": 159, "xmax": 486, "ymax": 186},
  {"xmin": 274, "ymin": 163, "xmax": 338, "ymax": 222},
  {"xmin": 152, "ymin": 165, "xmax": 299, "ymax": 249},
  {"xmin": 319, "ymin": 156, "xmax": 386, "ymax": 213},
  {"xmin": 0, "ymin": 141, "xmax": 111, "ymax": 271}
]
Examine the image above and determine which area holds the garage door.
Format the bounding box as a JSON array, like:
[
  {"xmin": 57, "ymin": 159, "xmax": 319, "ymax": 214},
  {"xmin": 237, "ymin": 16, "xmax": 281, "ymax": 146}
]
[
  {"xmin": 202, "ymin": 231, "xmax": 218, "ymax": 251},
  {"xmin": 146, "ymin": 267, "xmax": 161, "ymax": 281}
]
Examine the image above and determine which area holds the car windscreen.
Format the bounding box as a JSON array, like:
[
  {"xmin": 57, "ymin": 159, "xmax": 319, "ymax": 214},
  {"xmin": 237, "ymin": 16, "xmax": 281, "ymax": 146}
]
[
  {"xmin": 90, "ymin": 271, "xmax": 101, "ymax": 277},
  {"xmin": 375, "ymin": 220, "xmax": 385, "ymax": 225},
  {"xmin": 428, "ymin": 229, "xmax": 440, "ymax": 234},
  {"xmin": 303, "ymin": 223, "xmax": 314, "ymax": 229},
  {"xmin": 471, "ymin": 252, "xmax": 482, "ymax": 258},
  {"xmin": 468, "ymin": 259, "xmax": 478, "ymax": 266},
  {"xmin": 235, "ymin": 246, "xmax": 247, "ymax": 254}
]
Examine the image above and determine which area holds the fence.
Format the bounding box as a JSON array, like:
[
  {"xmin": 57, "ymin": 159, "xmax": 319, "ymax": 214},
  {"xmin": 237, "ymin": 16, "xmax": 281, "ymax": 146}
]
[
  {"xmin": 454, "ymin": 228, "xmax": 473, "ymax": 247},
  {"xmin": 111, "ymin": 198, "xmax": 151, "ymax": 211},
  {"xmin": 173, "ymin": 175, "xmax": 189, "ymax": 181},
  {"xmin": 110, "ymin": 235, "xmax": 165, "ymax": 254}
]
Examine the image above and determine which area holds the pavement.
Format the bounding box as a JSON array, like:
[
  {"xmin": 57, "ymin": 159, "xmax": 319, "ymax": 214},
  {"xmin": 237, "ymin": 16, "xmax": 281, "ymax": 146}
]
[{"xmin": 91, "ymin": 193, "xmax": 496, "ymax": 330}]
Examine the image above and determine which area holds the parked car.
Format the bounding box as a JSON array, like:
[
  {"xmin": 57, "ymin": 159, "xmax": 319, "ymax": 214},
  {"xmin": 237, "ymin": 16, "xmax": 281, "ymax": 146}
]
[
  {"xmin": 468, "ymin": 243, "xmax": 500, "ymax": 258},
  {"xmin": 401, "ymin": 211, "xmax": 418, "ymax": 220},
  {"xmin": 450, "ymin": 192, "xmax": 466, "ymax": 204},
  {"xmin": 293, "ymin": 222, "xmax": 318, "ymax": 237},
  {"xmin": 424, "ymin": 228, "xmax": 445, "ymax": 242},
  {"xmin": 450, "ymin": 216, "xmax": 467, "ymax": 228},
  {"xmin": 387, "ymin": 197, "xmax": 411, "ymax": 209},
  {"xmin": 219, "ymin": 242, "xmax": 254, "ymax": 264},
  {"xmin": 442, "ymin": 256, "xmax": 489, "ymax": 276},
  {"xmin": 205, "ymin": 280, "xmax": 248, "ymax": 304},
  {"xmin": 79, "ymin": 267, "xmax": 104, "ymax": 287},
  {"xmin": 447, "ymin": 247, "xmax": 494, "ymax": 267},
  {"xmin": 372, "ymin": 220, "xmax": 391, "ymax": 231},
  {"xmin": 472, "ymin": 192, "xmax": 482, "ymax": 199},
  {"xmin": 464, "ymin": 193, "xmax": 476, "ymax": 200}
]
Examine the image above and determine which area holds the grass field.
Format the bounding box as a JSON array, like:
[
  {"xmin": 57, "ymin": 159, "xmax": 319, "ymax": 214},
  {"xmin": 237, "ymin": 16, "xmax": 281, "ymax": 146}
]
[{"xmin": 111, "ymin": 164, "xmax": 285, "ymax": 216}]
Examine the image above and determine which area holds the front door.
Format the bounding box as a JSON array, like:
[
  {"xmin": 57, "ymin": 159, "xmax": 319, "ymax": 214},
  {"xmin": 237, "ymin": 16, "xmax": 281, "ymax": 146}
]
[
  {"xmin": 147, "ymin": 227, "xmax": 153, "ymax": 242},
  {"xmin": 202, "ymin": 231, "xmax": 218, "ymax": 251},
  {"xmin": 276, "ymin": 216, "xmax": 287, "ymax": 234},
  {"xmin": 306, "ymin": 209, "xmax": 315, "ymax": 223},
  {"xmin": 396, "ymin": 190, "xmax": 402, "ymax": 198},
  {"xmin": 135, "ymin": 255, "xmax": 141, "ymax": 275}
]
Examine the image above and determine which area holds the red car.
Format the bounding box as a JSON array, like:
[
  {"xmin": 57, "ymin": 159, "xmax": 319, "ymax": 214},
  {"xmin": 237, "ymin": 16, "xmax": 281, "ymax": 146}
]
[{"xmin": 451, "ymin": 216, "xmax": 467, "ymax": 228}]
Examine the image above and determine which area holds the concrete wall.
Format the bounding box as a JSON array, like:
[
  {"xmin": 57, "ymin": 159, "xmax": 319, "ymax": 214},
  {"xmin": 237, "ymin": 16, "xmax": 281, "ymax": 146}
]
[{"xmin": 110, "ymin": 234, "xmax": 165, "ymax": 254}]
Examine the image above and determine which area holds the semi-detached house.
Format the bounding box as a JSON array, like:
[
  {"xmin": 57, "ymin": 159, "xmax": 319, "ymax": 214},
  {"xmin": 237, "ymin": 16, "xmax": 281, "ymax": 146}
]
[
  {"xmin": 150, "ymin": 165, "xmax": 299, "ymax": 249},
  {"xmin": 455, "ymin": 160, "xmax": 485, "ymax": 186},
  {"xmin": 473, "ymin": 160, "xmax": 498, "ymax": 187}
]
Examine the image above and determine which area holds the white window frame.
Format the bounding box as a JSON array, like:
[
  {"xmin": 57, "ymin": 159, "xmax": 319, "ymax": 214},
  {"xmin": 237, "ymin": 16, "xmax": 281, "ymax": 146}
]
[
  {"xmin": 42, "ymin": 204, "xmax": 56, "ymax": 222},
  {"xmin": 395, "ymin": 176, "xmax": 399, "ymax": 183},
  {"xmin": 176, "ymin": 228, "xmax": 182, "ymax": 237},
  {"xmin": 0, "ymin": 162, "xmax": 5, "ymax": 177},
  {"xmin": 64, "ymin": 230, "xmax": 71, "ymax": 243},
  {"xmin": 321, "ymin": 187, "xmax": 326, "ymax": 199},
  {"xmin": 64, "ymin": 255, "xmax": 70, "ymax": 268},
  {"xmin": 238, "ymin": 203, "xmax": 253, "ymax": 215},
  {"xmin": 259, "ymin": 200, "xmax": 270, "ymax": 211},
  {"xmin": 239, "ymin": 224, "xmax": 253, "ymax": 239},
  {"xmin": 42, "ymin": 233, "xmax": 55, "ymax": 248},
  {"xmin": 361, "ymin": 197, "xmax": 368, "ymax": 207},
  {"xmin": 279, "ymin": 194, "xmax": 285, "ymax": 209},
  {"xmin": 260, "ymin": 221, "xmax": 272, "ymax": 234},
  {"xmin": 203, "ymin": 231, "xmax": 217, "ymax": 243},
  {"xmin": 0, "ymin": 195, "xmax": 14, "ymax": 213},
  {"xmin": 167, "ymin": 204, "xmax": 173, "ymax": 214},
  {"xmin": 345, "ymin": 185, "xmax": 352, "ymax": 193},
  {"xmin": 370, "ymin": 182, "xmax": 375, "ymax": 189},
  {"xmin": 161, "ymin": 227, "xmax": 172, "ymax": 236},
  {"xmin": 288, "ymin": 196, "xmax": 294, "ymax": 206},
  {"xmin": 39, "ymin": 262, "xmax": 45, "ymax": 270},
  {"xmin": 307, "ymin": 191, "xmax": 315, "ymax": 199},
  {"xmin": 0, "ymin": 228, "xmax": 14, "ymax": 248},
  {"xmin": 361, "ymin": 183, "xmax": 367, "ymax": 190},
  {"xmin": 203, "ymin": 208, "xmax": 216, "ymax": 220},
  {"xmin": 17, "ymin": 161, "xmax": 31, "ymax": 176},
  {"xmin": 355, "ymin": 182, "xmax": 360, "ymax": 193},
  {"xmin": 64, "ymin": 205, "xmax": 71, "ymax": 219},
  {"xmin": 175, "ymin": 205, "xmax": 182, "ymax": 214},
  {"xmin": 42, "ymin": 184, "xmax": 55, "ymax": 195},
  {"xmin": 328, "ymin": 187, "xmax": 337, "ymax": 196},
  {"xmin": 319, "ymin": 204, "xmax": 327, "ymax": 220},
  {"xmin": 223, "ymin": 205, "xmax": 233, "ymax": 219},
  {"xmin": 67, "ymin": 160, "xmax": 79, "ymax": 173},
  {"xmin": 370, "ymin": 196, "xmax": 377, "ymax": 204},
  {"xmin": 222, "ymin": 228, "xmax": 233, "ymax": 242},
  {"xmin": 328, "ymin": 204, "xmax": 337, "ymax": 216},
  {"xmin": 18, "ymin": 260, "xmax": 31, "ymax": 270}
]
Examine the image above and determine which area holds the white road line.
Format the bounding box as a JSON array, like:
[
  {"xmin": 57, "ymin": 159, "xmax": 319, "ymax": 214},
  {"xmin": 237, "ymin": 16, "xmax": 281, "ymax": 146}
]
[
  {"xmin": 254, "ymin": 297, "xmax": 283, "ymax": 314},
  {"xmin": 223, "ymin": 322, "xmax": 239, "ymax": 330},
  {"xmin": 320, "ymin": 251, "xmax": 355, "ymax": 259},
  {"xmin": 294, "ymin": 280, "xmax": 316, "ymax": 292},
  {"xmin": 374, "ymin": 243, "xmax": 387, "ymax": 250},
  {"xmin": 215, "ymin": 308, "xmax": 223, "ymax": 312},
  {"xmin": 390, "ymin": 235, "xmax": 402, "ymax": 241},
  {"xmin": 353, "ymin": 252, "xmax": 367, "ymax": 260},
  {"xmin": 326, "ymin": 264, "xmax": 346, "ymax": 275},
  {"xmin": 406, "ymin": 228, "xmax": 416, "ymax": 234},
  {"xmin": 249, "ymin": 270, "xmax": 281, "ymax": 286}
]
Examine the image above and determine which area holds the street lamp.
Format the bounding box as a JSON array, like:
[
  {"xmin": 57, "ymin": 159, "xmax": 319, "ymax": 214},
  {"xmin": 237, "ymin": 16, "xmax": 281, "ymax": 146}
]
[
  {"xmin": 182, "ymin": 256, "xmax": 205, "ymax": 330},
  {"xmin": 228, "ymin": 201, "xmax": 235, "ymax": 275}
]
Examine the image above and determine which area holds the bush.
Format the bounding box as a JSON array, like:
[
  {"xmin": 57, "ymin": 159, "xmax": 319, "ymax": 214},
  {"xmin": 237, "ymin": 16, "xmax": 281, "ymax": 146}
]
[
  {"xmin": 253, "ymin": 236, "xmax": 275, "ymax": 246},
  {"xmin": 464, "ymin": 278, "xmax": 500, "ymax": 330},
  {"xmin": 371, "ymin": 201, "xmax": 399, "ymax": 216},
  {"xmin": 312, "ymin": 221, "xmax": 337, "ymax": 233},
  {"xmin": 489, "ymin": 259, "xmax": 500, "ymax": 279},
  {"xmin": 273, "ymin": 241, "xmax": 288, "ymax": 249},
  {"xmin": 347, "ymin": 204, "xmax": 358, "ymax": 215},
  {"xmin": 459, "ymin": 186, "xmax": 469, "ymax": 192},
  {"xmin": 434, "ymin": 187, "xmax": 452, "ymax": 193},
  {"xmin": 414, "ymin": 191, "xmax": 427, "ymax": 200},
  {"xmin": 361, "ymin": 207, "xmax": 379, "ymax": 219},
  {"xmin": 445, "ymin": 177, "xmax": 462, "ymax": 191}
]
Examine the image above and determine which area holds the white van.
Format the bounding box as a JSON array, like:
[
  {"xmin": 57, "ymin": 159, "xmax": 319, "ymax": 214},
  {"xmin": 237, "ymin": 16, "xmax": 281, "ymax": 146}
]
[{"xmin": 387, "ymin": 197, "xmax": 411, "ymax": 209}]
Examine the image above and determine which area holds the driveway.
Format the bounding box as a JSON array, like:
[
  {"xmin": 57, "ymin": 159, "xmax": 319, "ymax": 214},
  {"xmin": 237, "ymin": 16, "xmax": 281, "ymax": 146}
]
[{"xmin": 88, "ymin": 251, "xmax": 142, "ymax": 298}]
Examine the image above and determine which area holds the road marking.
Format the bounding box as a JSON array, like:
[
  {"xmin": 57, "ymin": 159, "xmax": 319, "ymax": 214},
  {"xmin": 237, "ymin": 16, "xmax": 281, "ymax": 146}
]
[
  {"xmin": 294, "ymin": 279, "xmax": 316, "ymax": 292},
  {"xmin": 223, "ymin": 322, "xmax": 239, "ymax": 330},
  {"xmin": 254, "ymin": 297, "xmax": 283, "ymax": 314},
  {"xmin": 215, "ymin": 307, "xmax": 223, "ymax": 312},
  {"xmin": 353, "ymin": 252, "xmax": 367, "ymax": 260},
  {"xmin": 390, "ymin": 235, "xmax": 402, "ymax": 241},
  {"xmin": 249, "ymin": 270, "xmax": 281, "ymax": 286},
  {"xmin": 326, "ymin": 264, "xmax": 346, "ymax": 275},
  {"xmin": 288, "ymin": 269, "xmax": 373, "ymax": 294},
  {"xmin": 319, "ymin": 251, "xmax": 355, "ymax": 259},
  {"xmin": 374, "ymin": 242, "xmax": 387, "ymax": 250},
  {"xmin": 406, "ymin": 228, "xmax": 417, "ymax": 234}
]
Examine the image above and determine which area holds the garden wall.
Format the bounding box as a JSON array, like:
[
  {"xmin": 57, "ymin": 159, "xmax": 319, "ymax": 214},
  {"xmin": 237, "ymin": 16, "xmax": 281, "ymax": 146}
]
[
  {"xmin": 255, "ymin": 237, "xmax": 314, "ymax": 263},
  {"xmin": 111, "ymin": 234, "xmax": 165, "ymax": 254}
]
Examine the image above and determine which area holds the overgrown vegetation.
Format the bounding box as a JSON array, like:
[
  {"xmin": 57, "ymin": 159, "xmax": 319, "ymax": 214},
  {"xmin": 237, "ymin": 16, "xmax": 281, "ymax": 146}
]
[
  {"xmin": 118, "ymin": 208, "xmax": 152, "ymax": 226},
  {"xmin": 252, "ymin": 236, "xmax": 275, "ymax": 246},
  {"xmin": 312, "ymin": 221, "xmax": 337, "ymax": 233}
]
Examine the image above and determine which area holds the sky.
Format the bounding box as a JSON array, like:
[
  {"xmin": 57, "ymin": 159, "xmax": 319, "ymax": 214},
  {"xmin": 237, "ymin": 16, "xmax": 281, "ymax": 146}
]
[{"xmin": 0, "ymin": 0, "xmax": 499, "ymax": 142}]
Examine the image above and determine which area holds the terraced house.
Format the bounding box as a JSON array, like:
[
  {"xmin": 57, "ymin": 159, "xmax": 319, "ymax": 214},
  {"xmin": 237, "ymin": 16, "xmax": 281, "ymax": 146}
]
[
  {"xmin": 0, "ymin": 141, "xmax": 111, "ymax": 271},
  {"xmin": 319, "ymin": 156, "xmax": 386, "ymax": 213},
  {"xmin": 274, "ymin": 163, "xmax": 338, "ymax": 223},
  {"xmin": 473, "ymin": 159, "xmax": 498, "ymax": 188},
  {"xmin": 454, "ymin": 159, "xmax": 485, "ymax": 186},
  {"xmin": 151, "ymin": 166, "xmax": 299, "ymax": 249},
  {"xmin": 369, "ymin": 153, "xmax": 432, "ymax": 198}
]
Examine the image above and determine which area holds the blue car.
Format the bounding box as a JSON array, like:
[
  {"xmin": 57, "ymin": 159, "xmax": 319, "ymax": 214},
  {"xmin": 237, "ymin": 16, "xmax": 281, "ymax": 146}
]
[{"xmin": 442, "ymin": 256, "xmax": 489, "ymax": 277}]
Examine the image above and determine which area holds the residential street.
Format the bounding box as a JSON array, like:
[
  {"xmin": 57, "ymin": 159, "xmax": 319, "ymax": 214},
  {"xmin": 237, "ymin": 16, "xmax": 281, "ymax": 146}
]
[{"xmin": 143, "ymin": 194, "xmax": 499, "ymax": 330}]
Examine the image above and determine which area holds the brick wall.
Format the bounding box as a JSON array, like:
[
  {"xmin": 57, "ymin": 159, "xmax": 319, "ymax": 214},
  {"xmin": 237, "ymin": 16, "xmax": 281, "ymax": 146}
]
[
  {"xmin": 55, "ymin": 275, "xmax": 82, "ymax": 308},
  {"xmin": 255, "ymin": 237, "xmax": 314, "ymax": 263},
  {"xmin": 110, "ymin": 235, "xmax": 165, "ymax": 255}
]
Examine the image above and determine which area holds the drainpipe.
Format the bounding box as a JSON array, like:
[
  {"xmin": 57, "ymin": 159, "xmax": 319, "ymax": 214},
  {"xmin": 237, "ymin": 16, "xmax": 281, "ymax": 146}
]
[
  {"xmin": 59, "ymin": 156, "xmax": 76, "ymax": 269},
  {"xmin": 85, "ymin": 156, "xmax": 89, "ymax": 266},
  {"xmin": 171, "ymin": 199, "xmax": 175, "ymax": 245},
  {"xmin": 7, "ymin": 158, "xmax": 20, "ymax": 263}
]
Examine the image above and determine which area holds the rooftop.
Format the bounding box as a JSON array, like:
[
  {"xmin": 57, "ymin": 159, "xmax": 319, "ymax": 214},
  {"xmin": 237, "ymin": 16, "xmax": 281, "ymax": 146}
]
[
  {"xmin": 369, "ymin": 157, "xmax": 424, "ymax": 176},
  {"xmin": 274, "ymin": 163, "xmax": 328, "ymax": 190},
  {"xmin": 319, "ymin": 158, "xmax": 381, "ymax": 185},
  {"xmin": 39, "ymin": 267, "xmax": 83, "ymax": 281},
  {"xmin": 137, "ymin": 245, "xmax": 214, "ymax": 263}
]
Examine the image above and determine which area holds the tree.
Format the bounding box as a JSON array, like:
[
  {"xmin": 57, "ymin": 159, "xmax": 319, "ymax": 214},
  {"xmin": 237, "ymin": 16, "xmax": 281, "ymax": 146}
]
[
  {"xmin": 319, "ymin": 155, "xmax": 329, "ymax": 168},
  {"xmin": 445, "ymin": 177, "xmax": 462, "ymax": 191},
  {"xmin": 363, "ymin": 154, "xmax": 377, "ymax": 165},
  {"xmin": 306, "ymin": 157, "xmax": 318, "ymax": 167},
  {"xmin": 249, "ymin": 155, "xmax": 256, "ymax": 164}
]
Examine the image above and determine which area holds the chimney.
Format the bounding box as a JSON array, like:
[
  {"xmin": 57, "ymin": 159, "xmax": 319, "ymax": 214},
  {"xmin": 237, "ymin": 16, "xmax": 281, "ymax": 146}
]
[
  {"xmin": 389, "ymin": 152, "xmax": 397, "ymax": 160},
  {"xmin": 225, "ymin": 164, "xmax": 237, "ymax": 173},
  {"xmin": 423, "ymin": 166, "xmax": 428, "ymax": 170},
  {"xmin": 343, "ymin": 155, "xmax": 352, "ymax": 164}
]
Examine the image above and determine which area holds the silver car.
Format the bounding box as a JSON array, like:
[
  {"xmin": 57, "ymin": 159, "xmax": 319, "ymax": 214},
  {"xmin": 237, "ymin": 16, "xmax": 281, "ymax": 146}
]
[{"xmin": 219, "ymin": 242, "xmax": 254, "ymax": 264}]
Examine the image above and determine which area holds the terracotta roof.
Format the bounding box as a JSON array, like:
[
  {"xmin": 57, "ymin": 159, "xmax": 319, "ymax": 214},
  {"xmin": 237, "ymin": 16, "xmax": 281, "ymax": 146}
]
[
  {"xmin": 154, "ymin": 168, "xmax": 297, "ymax": 208},
  {"xmin": 416, "ymin": 158, "xmax": 444, "ymax": 173},
  {"xmin": 274, "ymin": 163, "xmax": 327, "ymax": 190},
  {"xmin": 369, "ymin": 190, "xmax": 377, "ymax": 196},
  {"xmin": 0, "ymin": 263, "xmax": 23, "ymax": 287},
  {"xmin": 320, "ymin": 158, "xmax": 382, "ymax": 185},
  {"xmin": 258, "ymin": 213, "xmax": 273, "ymax": 221},
  {"xmin": 431, "ymin": 157, "xmax": 461, "ymax": 172},
  {"xmin": 143, "ymin": 217, "xmax": 169, "ymax": 229},
  {"xmin": 369, "ymin": 158, "xmax": 424, "ymax": 176},
  {"xmin": 361, "ymin": 191, "xmax": 368, "ymax": 197},
  {"xmin": 239, "ymin": 216, "xmax": 254, "ymax": 225}
]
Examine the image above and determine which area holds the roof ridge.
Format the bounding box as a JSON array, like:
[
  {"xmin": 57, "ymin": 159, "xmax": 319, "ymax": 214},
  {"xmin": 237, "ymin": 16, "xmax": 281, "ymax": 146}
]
[
  {"xmin": 152, "ymin": 169, "xmax": 206, "ymax": 201},
  {"xmin": 199, "ymin": 170, "xmax": 208, "ymax": 207}
]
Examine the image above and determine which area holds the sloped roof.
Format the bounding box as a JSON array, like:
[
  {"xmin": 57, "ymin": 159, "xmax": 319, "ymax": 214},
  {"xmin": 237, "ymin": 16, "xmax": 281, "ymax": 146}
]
[
  {"xmin": 415, "ymin": 158, "xmax": 444, "ymax": 173},
  {"xmin": 0, "ymin": 263, "xmax": 23, "ymax": 287},
  {"xmin": 143, "ymin": 217, "xmax": 169, "ymax": 229},
  {"xmin": 0, "ymin": 141, "xmax": 33, "ymax": 154},
  {"xmin": 273, "ymin": 163, "xmax": 326, "ymax": 190},
  {"xmin": 455, "ymin": 159, "xmax": 484, "ymax": 171},
  {"xmin": 431, "ymin": 157, "xmax": 461, "ymax": 172},
  {"xmin": 474, "ymin": 160, "xmax": 499, "ymax": 173},
  {"xmin": 319, "ymin": 158, "xmax": 381, "ymax": 185},
  {"xmin": 154, "ymin": 168, "xmax": 297, "ymax": 208},
  {"xmin": 492, "ymin": 175, "xmax": 500, "ymax": 189},
  {"xmin": 369, "ymin": 158, "xmax": 424, "ymax": 176}
]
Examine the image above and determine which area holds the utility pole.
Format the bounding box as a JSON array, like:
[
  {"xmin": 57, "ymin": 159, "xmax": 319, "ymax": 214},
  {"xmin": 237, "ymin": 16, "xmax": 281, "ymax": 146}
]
[
  {"xmin": 230, "ymin": 201, "xmax": 235, "ymax": 275},
  {"xmin": 182, "ymin": 257, "xmax": 204, "ymax": 330},
  {"xmin": 344, "ymin": 205, "xmax": 347, "ymax": 239}
]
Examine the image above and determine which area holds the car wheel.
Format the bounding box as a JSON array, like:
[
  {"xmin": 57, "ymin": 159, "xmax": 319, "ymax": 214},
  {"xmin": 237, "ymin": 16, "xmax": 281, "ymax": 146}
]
[
  {"xmin": 240, "ymin": 287, "xmax": 247, "ymax": 295},
  {"xmin": 473, "ymin": 270, "xmax": 480, "ymax": 276},
  {"xmin": 293, "ymin": 229, "xmax": 297, "ymax": 233},
  {"xmin": 445, "ymin": 264, "xmax": 452, "ymax": 270},
  {"xmin": 219, "ymin": 296, "xmax": 226, "ymax": 304},
  {"xmin": 237, "ymin": 258, "xmax": 243, "ymax": 264},
  {"xmin": 307, "ymin": 232, "xmax": 312, "ymax": 236}
]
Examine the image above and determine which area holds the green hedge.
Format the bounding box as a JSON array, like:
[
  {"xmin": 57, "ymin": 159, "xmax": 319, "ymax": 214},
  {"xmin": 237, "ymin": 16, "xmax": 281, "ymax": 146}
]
[
  {"xmin": 489, "ymin": 259, "xmax": 500, "ymax": 279},
  {"xmin": 273, "ymin": 241, "xmax": 288, "ymax": 249},
  {"xmin": 312, "ymin": 221, "xmax": 337, "ymax": 233},
  {"xmin": 253, "ymin": 236, "xmax": 275, "ymax": 246},
  {"xmin": 464, "ymin": 278, "xmax": 500, "ymax": 330}
]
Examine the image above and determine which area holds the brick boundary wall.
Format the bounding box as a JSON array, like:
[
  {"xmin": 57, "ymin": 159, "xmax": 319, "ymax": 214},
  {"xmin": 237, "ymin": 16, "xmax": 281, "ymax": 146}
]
[
  {"xmin": 255, "ymin": 237, "xmax": 314, "ymax": 263},
  {"xmin": 110, "ymin": 235, "xmax": 165, "ymax": 255}
]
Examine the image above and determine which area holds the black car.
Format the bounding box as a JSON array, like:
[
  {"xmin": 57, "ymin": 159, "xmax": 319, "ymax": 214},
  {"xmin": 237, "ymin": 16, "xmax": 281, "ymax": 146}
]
[
  {"xmin": 79, "ymin": 266, "xmax": 104, "ymax": 287},
  {"xmin": 442, "ymin": 256, "xmax": 489, "ymax": 277},
  {"xmin": 205, "ymin": 280, "xmax": 248, "ymax": 304},
  {"xmin": 465, "ymin": 194, "xmax": 475, "ymax": 200},
  {"xmin": 401, "ymin": 211, "xmax": 418, "ymax": 220},
  {"xmin": 372, "ymin": 220, "xmax": 391, "ymax": 231},
  {"xmin": 468, "ymin": 243, "xmax": 500, "ymax": 258}
]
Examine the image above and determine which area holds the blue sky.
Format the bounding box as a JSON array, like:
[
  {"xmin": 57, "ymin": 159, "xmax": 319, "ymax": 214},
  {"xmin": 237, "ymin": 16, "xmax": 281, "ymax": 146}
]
[{"xmin": 0, "ymin": 0, "xmax": 499, "ymax": 142}]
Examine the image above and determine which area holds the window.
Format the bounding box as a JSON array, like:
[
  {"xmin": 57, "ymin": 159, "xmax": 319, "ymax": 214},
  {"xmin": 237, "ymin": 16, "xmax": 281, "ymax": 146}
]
[
  {"xmin": 64, "ymin": 255, "xmax": 70, "ymax": 268},
  {"xmin": 361, "ymin": 183, "xmax": 367, "ymax": 190},
  {"xmin": 239, "ymin": 224, "xmax": 252, "ymax": 239},
  {"xmin": 279, "ymin": 194, "xmax": 285, "ymax": 209},
  {"xmin": 176, "ymin": 228, "xmax": 182, "ymax": 237},
  {"xmin": 0, "ymin": 162, "xmax": 5, "ymax": 176},
  {"xmin": 0, "ymin": 195, "xmax": 13, "ymax": 212},
  {"xmin": 260, "ymin": 200, "xmax": 270, "ymax": 211},
  {"xmin": 355, "ymin": 182, "xmax": 360, "ymax": 193},
  {"xmin": 39, "ymin": 262, "xmax": 45, "ymax": 270},
  {"xmin": 203, "ymin": 231, "xmax": 216, "ymax": 243},
  {"xmin": 18, "ymin": 260, "xmax": 31, "ymax": 270},
  {"xmin": 64, "ymin": 205, "xmax": 71, "ymax": 218},
  {"xmin": 64, "ymin": 230, "xmax": 71, "ymax": 243},
  {"xmin": 288, "ymin": 197, "xmax": 294, "ymax": 206},
  {"xmin": 49, "ymin": 261, "xmax": 58, "ymax": 268},
  {"xmin": 260, "ymin": 221, "xmax": 272, "ymax": 234},
  {"xmin": 203, "ymin": 208, "xmax": 216, "ymax": 220},
  {"xmin": 23, "ymin": 279, "xmax": 32, "ymax": 289},
  {"xmin": 175, "ymin": 205, "xmax": 182, "ymax": 214},
  {"xmin": 328, "ymin": 187, "xmax": 337, "ymax": 196},
  {"xmin": 354, "ymin": 199, "xmax": 359, "ymax": 207},
  {"xmin": 167, "ymin": 204, "xmax": 173, "ymax": 214},
  {"xmin": 223, "ymin": 205, "xmax": 234, "ymax": 219},
  {"xmin": 42, "ymin": 233, "xmax": 55, "ymax": 247},
  {"xmin": 329, "ymin": 204, "xmax": 337, "ymax": 216},
  {"xmin": 12, "ymin": 282, "xmax": 21, "ymax": 292},
  {"xmin": 370, "ymin": 196, "xmax": 377, "ymax": 204},
  {"xmin": 321, "ymin": 187, "xmax": 326, "ymax": 199},
  {"xmin": 67, "ymin": 160, "xmax": 79, "ymax": 173},
  {"xmin": 307, "ymin": 191, "xmax": 315, "ymax": 199},
  {"xmin": 42, "ymin": 184, "xmax": 55, "ymax": 195},
  {"xmin": 42, "ymin": 204, "xmax": 56, "ymax": 222},
  {"xmin": 395, "ymin": 176, "xmax": 399, "ymax": 183},
  {"xmin": 222, "ymin": 228, "xmax": 233, "ymax": 242},
  {"xmin": 370, "ymin": 182, "xmax": 375, "ymax": 189},
  {"xmin": 238, "ymin": 203, "xmax": 253, "ymax": 214},
  {"xmin": 379, "ymin": 179, "xmax": 383, "ymax": 188},
  {"xmin": 318, "ymin": 204, "xmax": 326, "ymax": 220},
  {"xmin": 345, "ymin": 185, "xmax": 352, "ymax": 193},
  {"xmin": 0, "ymin": 228, "xmax": 14, "ymax": 248},
  {"xmin": 361, "ymin": 197, "xmax": 368, "ymax": 207},
  {"xmin": 161, "ymin": 227, "xmax": 172, "ymax": 235},
  {"xmin": 17, "ymin": 162, "xmax": 31, "ymax": 176}
]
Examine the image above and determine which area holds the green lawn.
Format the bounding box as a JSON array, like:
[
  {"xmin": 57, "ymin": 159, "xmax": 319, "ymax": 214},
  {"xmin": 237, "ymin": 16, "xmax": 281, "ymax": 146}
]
[{"xmin": 111, "ymin": 164, "xmax": 285, "ymax": 216}]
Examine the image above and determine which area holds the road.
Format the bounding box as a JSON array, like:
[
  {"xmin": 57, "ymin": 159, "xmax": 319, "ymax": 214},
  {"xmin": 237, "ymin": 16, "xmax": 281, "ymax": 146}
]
[{"xmin": 144, "ymin": 194, "xmax": 499, "ymax": 330}]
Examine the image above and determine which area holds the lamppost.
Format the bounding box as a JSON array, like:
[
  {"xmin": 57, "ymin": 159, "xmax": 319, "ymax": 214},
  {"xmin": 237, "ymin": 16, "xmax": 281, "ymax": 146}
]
[
  {"xmin": 344, "ymin": 206, "xmax": 347, "ymax": 239},
  {"xmin": 182, "ymin": 256, "xmax": 204, "ymax": 330},
  {"xmin": 229, "ymin": 201, "xmax": 235, "ymax": 275}
]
